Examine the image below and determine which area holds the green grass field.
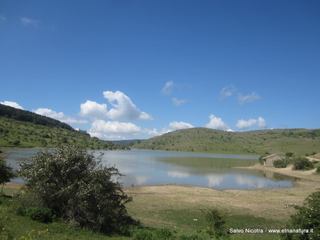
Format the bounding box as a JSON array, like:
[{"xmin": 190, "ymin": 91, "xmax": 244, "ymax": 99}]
[
  {"xmin": 0, "ymin": 192, "xmax": 284, "ymax": 240},
  {"xmin": 0, "ymin": 116, "xmax": 119, "ymax": 149},
  {"xmin": 134, "ymin": 127, "xmax": 320, "ymax": 155}
]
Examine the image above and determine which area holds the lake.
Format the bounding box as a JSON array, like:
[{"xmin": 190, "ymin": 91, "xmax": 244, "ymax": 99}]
[{"xmin": 4, "ymin": 148, "xmax": 294, "ymax": 189}]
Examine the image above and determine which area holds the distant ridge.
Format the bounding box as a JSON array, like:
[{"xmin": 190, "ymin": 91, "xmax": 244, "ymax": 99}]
[
  {"xmin": 133, "ymin": 127, "xmax": 320, "ymax": 155},
  {"xmin": 0, "ymin": 104, "xmax": 122, "ymax": 149},
  {"xmin": 0, "ymin": 104, "xmax": 74, "ymax": 131}
]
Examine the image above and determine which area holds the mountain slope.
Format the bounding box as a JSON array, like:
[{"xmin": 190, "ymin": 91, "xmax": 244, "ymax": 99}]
[
  {"xmin": 0, "ymin": 104, "xmax": 118, "ymax": 149},
  {"xmin": 0, "ymin": 104, "xmax": 73, "ymax": 131},
  {"xmin": 133, "ymin": 127, "xmax": 320, "ymax": 155}
]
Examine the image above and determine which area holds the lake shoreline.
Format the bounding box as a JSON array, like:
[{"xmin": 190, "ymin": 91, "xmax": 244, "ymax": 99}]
[
  {"xmin": 5, "ymin": 166, "xmax": 320, "ymax": 225},
  {"xmin": 7, "ymin": 148, "xmax": 291, "ymax": 189},
  {"xmin": 237, "ymin": 163, "xmax": 320, "ymax": 182},
  {"xmin": 4, "ymin": 148, "xmax": 319, "ymax": 225},
  {"xmin": 125, "ymin": 171, "xmax": 320, "ymax": 226}
]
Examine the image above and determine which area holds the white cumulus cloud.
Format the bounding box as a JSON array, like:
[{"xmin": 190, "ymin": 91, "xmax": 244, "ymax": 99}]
[
  {"xmin": 80, "ymin": 91, "xmax": 152, "ymax": 121},
  {"xmin": 0, "ymin": 101, "xmax": 24, "ymax": 110},
  {"xmin": 88, "ymin": 119, "xmax": 141, "ymax": 140},
  {"xmin": 103, "ymin": 91, "xmax": 152, "ymax": 121},
  {"xmin": 238, "ymin": 92, "xmax": 261, "ymax": 104},
  {"xmin": 205, "ymin": 114, "xmax": 230, "ymax": 131},
  {"xmin": 80, "ymin": 100, "xmax": 108, "ymax": 119},
  {"xmin": 236, "ymin": 117, "xmax": 266, "ymax": 129},
  {"xmin": 34, "ymin": 108, "xmax": 87, "ymax": 124},
  {"xmin": 168, "ymin": 121, "xmax": 194, "ymax": 131},
  {"xmin": 161, "ymin": 81, "xmax": 174, "ymax": 95},
  {"xmin": 144, "ymin": 121, "xmax": 194, "ymax": 137}
]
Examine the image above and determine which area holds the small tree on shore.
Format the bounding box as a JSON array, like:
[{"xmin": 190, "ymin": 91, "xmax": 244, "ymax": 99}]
[
  {"xmin": 293, "ymin": 158, "xmax": 314, "ymax": 170},
  {"xmin": 20, "ymin": 145, "xmax": 136, "ymax": 234},
  {"xmin": 0, "ymin": 157, "xmax": 15, "ymax": 193}
]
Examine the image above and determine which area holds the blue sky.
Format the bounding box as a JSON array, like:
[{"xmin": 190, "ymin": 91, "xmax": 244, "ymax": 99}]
[{"xmin": 1, "ymin": 0, "xmax": 320, "ymax": 140}]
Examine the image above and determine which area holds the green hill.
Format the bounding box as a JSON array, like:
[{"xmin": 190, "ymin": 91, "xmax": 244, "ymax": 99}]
[
  {"xmin": 0, "ymin": 104, "xmax": 73, "ymax": 131},
  {"xmin": 0, "ymin": 104, "xmax": 119, "ymax": 149},
  {"xmin": 133, "ymin": 127, "xmax": 320, "ymax": 155}
]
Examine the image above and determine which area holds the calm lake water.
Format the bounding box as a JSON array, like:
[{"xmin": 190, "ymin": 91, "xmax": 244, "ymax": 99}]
[{"xmin": 4, "ymin": 148, "xmax": 294, "ymax": 189}]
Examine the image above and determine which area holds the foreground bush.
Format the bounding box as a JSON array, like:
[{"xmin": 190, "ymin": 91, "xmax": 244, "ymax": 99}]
[
  {"xmin": 273, "ymin": 159, "xmax": 288, "ymax": 168},
  {"xmin": 293, "ymin": 158, "xmax": 314, "ymax": 170},
  {"xmin": 0, "ymin": 209, "xmax": 13, "ymax": 240},
  {"xmin": 0, "ymin": 157, "xmax": 15, "ymax": 189},
  {"xmin": 282, "ymin": 191, "xmax": 320, "ymax": 240},
  {"xmin": 20, "ymin": 145, "xmax": 136, "ymax": 234},
  {"xmin": 25, "ymin": 207, "xmax": 53, "ymax": 223},
  {"xmin": 204, "ymin": 209, "xmax": 228, "ymax": 238}
]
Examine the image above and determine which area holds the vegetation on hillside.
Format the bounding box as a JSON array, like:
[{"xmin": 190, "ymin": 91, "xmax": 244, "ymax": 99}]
[
  {"xmin": 0, "ymin": 116, "xmax": 120, "ymax": 149},
  {"xmin": 134, "ymin": 128, "xmax": 320, "ymax": 155},
  {"xmin": 0, "ymin": 103, "xmax": 73, "ymax": 131},
  {"xmin": 0, "ymin": 104, "xmax": 127, "ymax": 149}
]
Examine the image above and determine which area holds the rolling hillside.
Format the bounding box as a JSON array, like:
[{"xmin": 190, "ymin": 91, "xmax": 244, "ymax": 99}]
[
  {"xmin": 133, "ymin": 127, "xmax": 320, "ymax": 155},
  {"xmin": 0, "ymin": 104, "xmax": 119, "ymax": 149},
  {"xmin": 0, "ymin": 104, "xmax": 73, "ymax": 131}
]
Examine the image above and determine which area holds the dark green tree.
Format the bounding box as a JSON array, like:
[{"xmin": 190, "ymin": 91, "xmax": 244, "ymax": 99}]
[
  {"xmin": 293, "ymin": 158, "xmax": 314, "ymax": 170},
  {"xmin": 20, "ymin": 145, "xmax": 136, "ymax": 234},
  {"xmin": 0, "ymin": 157, "xmax": 15, "ymax": 193}
]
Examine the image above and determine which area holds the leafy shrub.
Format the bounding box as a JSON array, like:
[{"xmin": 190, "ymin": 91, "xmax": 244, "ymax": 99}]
[
  {"xmin": 132, "ymin": 228, "xmax": 175, "ymax": 240},
  {"xmin": 282, "ymin": 191, "xmax": 320, "ymax": 240},
  {"xmin": 25, "ymin": 207, "xmax": 53, "ymax": 223},
  {"xmin": 154, "ymin": 229, "xmax": 174, "ymax": 240},
  {"xmin": 293, "ymin": 158, "xmax": 314, "ymax": 170},
  {"xmin": 285, "ymin": 152, "xmax": 294, "ymax": 158},
  {"xmin": 0, "ymin": 157, "xmax": 15, "ymax": 186},
  {"xmin": 316, "ymin": 166, "xmax": 320, "ymax": 174},
  {"xmin": 133, "ymin": 229, "xmax": 155, "ymax": 240},
  {"xmin": 15, "ymin": 190, "xmax": 45, "ymax": 216},
  {"xmin": 204, "ymin": 209, "xmax": 227, "ymax": 238},
  {"xmin": 0, "ymin": 209, "xmax": 13, "ymax": 240},
  {"xmin": 273, "ymin": 159, "xmax": 288, "ymax": 168},
  {"xmin": 258, "ymin": 156, "xmax": 264, "ymax": 165},
  {"xmin": 20, "ymin": 145, "xmax": 136, "ymax": 234}
]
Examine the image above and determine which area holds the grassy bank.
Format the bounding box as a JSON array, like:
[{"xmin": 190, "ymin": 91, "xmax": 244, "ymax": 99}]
[
  {"xmin": 0, "ymin": 188, "xmax": 283, "ymax": 240},
  {"xmin": 4, "ymin": 168, "xmax": 320, "ymax": 240},
  {"xmin": 134, "ymin": 128, "xmax": 320, "ymax": 155},
  {"xmin": 0, "ymin": 116, "xmax": 118, "ymax": 149},
  {"xmin": 2, "ymin": 153, "xmax": 320, "ymax": 240}
]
